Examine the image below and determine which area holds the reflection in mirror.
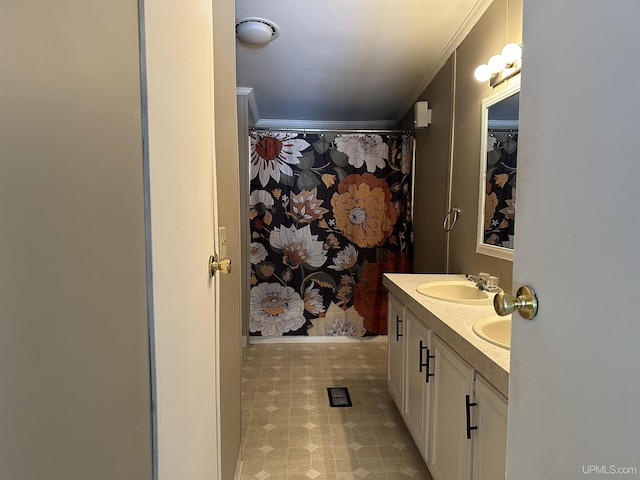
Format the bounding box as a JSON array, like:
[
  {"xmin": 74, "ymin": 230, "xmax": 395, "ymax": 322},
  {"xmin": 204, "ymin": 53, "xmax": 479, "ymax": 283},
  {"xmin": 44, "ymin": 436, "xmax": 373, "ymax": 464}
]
[{"xmin": 477, "ymin": 81, "xmax": 520, "ymax": 261}]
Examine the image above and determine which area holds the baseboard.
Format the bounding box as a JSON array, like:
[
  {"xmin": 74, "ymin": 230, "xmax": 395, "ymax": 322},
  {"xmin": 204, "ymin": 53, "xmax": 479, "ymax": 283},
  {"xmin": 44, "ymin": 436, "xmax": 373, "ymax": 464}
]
[
  {"xmin": 248, "ymin": 335, "xmax": 387, "ymax": 344},
  {"xmin": 233, "ymin": 451, "xmax": 243, "ymax": 480}
]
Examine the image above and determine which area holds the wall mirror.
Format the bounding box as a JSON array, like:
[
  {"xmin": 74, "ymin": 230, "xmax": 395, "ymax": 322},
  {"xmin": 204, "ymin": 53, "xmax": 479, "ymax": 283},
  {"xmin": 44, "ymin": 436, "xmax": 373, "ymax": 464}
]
[{"xmin": 477, "ymin": 81, "xmax": 520, "ymax": 261}]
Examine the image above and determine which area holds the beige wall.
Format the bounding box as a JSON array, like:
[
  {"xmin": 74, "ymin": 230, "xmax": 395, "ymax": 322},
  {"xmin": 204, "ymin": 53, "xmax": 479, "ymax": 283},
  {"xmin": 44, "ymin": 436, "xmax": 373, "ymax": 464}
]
[
  {"xmin": 400, "ymin": 57, "xmax": 455, "ymax": 273},
  {"xmin": 212, "ymin": 0, "xmax": 243, "ymax": 477},
  {"xmin": 405, "ymin": 0, "xmax": 522, "ymax": 293},
  {"xmin": 0, "ymin": 1, "xmax": 152, "ymax": 479},
  {"xmin": 1, "ymin": 0, "xmax": 244, "ymax": 478}
]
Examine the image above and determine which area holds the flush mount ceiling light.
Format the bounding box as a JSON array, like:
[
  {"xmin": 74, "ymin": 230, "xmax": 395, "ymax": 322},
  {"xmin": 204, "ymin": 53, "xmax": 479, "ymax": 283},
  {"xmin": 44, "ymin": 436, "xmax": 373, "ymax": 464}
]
[
  {"xmin": 235, "ymin": 17, "xmax": 280, "ymax": 46},
  {"xmin": 474, "ymin": 43, "xmax": 522, "ymax": 87}
]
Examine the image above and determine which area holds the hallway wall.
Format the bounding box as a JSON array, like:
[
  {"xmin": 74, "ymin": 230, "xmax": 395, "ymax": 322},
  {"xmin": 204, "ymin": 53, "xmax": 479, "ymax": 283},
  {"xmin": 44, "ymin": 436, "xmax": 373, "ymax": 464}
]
[{"xmin": 0, "ymin": 1, "xmax": 152, "ymax": 478}]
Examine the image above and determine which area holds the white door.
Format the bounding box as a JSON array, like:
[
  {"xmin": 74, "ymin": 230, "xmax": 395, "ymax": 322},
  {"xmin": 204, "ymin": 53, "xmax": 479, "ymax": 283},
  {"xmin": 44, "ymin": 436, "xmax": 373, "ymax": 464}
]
[
  {"xmin": 143, "ymin": 0, "xmax": 221, "ymax": 478},
  {"xmin": 404, "ymin": 310, "xmax": 432, "ymax": 460},
  {"xmin": 472, "ymin": 376, "xmax": 507, "ymax": 480},
  {"xmin": 388, "ymin": 294, "xmax": 406, "ymax": 409},
  {"xmin": 507, "ymin": 2, "xmax": 640, "ymax": 478}
]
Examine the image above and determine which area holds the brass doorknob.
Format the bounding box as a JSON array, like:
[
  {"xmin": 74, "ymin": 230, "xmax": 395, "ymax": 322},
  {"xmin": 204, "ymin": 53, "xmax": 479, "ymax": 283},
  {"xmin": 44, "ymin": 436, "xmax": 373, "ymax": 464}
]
[
  {"xmin": 493, "ymin": 286, "xmax": 538, "ymax": 320},
  {"xmin": 209, "ymin": 254, "xmax": 232, "ymax": 276}
]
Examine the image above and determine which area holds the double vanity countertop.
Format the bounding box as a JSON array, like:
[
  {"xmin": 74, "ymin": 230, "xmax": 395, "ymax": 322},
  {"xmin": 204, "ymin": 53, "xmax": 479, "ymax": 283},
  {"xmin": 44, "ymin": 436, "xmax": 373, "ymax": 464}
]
[{"xmin": 383, "ymin": 273, "xmax": 510, "ymax": 397}]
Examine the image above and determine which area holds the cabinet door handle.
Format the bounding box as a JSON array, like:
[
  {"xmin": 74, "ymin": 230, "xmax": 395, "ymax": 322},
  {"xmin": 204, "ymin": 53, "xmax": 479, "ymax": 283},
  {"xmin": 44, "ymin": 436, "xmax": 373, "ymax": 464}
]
[
  {"xmin": 465, "ymin": 394, "xmax": 478, "ymax": 439},
  {"xmin": 425, "ymin": 348, "xmax": 435, "ymax": 383},
  {"xmin": 419, "ymin": 342, "xmax": 435, "ymax": 383},
  {"xmin": 396, "ymin": 315, "xmax": 403, "ymax": 341}
]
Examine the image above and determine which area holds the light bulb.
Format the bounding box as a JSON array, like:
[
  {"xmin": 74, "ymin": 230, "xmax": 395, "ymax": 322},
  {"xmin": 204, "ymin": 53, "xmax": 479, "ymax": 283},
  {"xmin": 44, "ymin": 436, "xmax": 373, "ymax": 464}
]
[
  {"xmin": 488, "ymin": 54, "xmax": 507, "ymax": 73},
  {"xmin": 501, "ymin": 43, "xmax": 522, "ymax": 64},
  {"xmin": 474, "ymin": 64, "xmax": 492, "ymax": 82}
]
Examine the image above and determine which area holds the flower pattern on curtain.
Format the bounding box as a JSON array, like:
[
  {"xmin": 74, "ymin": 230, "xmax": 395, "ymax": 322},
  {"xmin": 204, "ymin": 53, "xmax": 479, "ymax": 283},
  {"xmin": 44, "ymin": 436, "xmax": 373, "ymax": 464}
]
[
  {"xmin": 484, "ymin": 131, "xmax": 517, "ymax": 248},
  {"xmin": 249, "ymin": 131, "xmax": 414, "ymax": 337}
]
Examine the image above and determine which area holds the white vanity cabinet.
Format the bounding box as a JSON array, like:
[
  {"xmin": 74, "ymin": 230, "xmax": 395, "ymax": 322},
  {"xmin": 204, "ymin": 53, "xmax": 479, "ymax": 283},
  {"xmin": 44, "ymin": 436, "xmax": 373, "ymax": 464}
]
[
  {"xmin": 388, "ymin": 294, "xmax": 434, "ymax": 461},
  {"xmin": 387, "ymin": 293, "xmax": 405, "ymax": 410},
  {"xmin": 428, "ymin": 336, "xmax": 508, "ymax": 480},
  {"xmin": 404, "ymin": 308, "xmax": 433, "ymax": 460},
  {"xmin": 429, "ymin": 335, "xmax": 475, "ymax": 480},
  {"xmin": 385, "ymin": 278, "xmax": 508, "ymax": 480}
]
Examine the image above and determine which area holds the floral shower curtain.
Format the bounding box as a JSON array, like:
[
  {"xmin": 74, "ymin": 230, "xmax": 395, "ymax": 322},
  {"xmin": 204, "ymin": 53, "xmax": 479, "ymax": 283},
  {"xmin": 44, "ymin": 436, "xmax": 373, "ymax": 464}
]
[
  {"xmin": 484, "ymin": 130, "xmax": 517, "ymax": 248},
  {"xmin": 249, "ymin": 131, "xmax": 414, "ymax": 337}
]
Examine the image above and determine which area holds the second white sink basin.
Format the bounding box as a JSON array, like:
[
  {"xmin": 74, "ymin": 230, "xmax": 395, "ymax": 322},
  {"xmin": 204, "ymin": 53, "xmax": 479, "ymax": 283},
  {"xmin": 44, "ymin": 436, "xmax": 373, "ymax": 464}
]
[
  {"xmin": 416, "ymin": 280, "xmax": 494, "ymax": 305},
  {"xmin": 472, "ymin": 315, "xmax": 512, "ymax": 350}
]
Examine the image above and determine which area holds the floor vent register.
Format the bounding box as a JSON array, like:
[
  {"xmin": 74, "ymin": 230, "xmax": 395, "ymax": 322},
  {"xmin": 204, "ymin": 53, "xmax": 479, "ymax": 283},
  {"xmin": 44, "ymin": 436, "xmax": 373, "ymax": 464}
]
[{"xmin": 327, "ymin": 387, "xmax": 352, "ymax": 407}]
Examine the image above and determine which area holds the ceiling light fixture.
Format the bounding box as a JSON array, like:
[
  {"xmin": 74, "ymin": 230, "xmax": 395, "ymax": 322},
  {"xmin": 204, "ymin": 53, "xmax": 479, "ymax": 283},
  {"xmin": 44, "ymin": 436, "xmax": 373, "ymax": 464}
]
[
  {"xmin": 235, "ymin": 17, "xmax": 280, "ymax": 47},
  {"xmin": 474, "ymin": 43, "xmax": 522, "ymax": 87}
]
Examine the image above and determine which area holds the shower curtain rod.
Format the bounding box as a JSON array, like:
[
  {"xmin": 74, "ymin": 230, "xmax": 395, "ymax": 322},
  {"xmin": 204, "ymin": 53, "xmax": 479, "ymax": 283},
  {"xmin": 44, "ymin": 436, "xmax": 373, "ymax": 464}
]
[{"xmin": 250, "ymin": 127, "xmax": 413, "ymax": 134}]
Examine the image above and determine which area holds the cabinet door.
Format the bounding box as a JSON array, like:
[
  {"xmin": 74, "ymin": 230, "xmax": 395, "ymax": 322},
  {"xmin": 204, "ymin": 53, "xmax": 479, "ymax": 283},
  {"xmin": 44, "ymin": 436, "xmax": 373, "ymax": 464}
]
[
  {"xmin": 387, "ymin": 293, "xmax": 405, "ymax": 410},
  {"xmin": 472, "ymin": 375, "xmax": 507, "ymax": 480},
  {"xmin": 429, "ymin": 335, "xmax": 474, "ymax": 480},
  {"xmin": 404, "ymin": 310, "xmax": 432, "ymax": 460}
]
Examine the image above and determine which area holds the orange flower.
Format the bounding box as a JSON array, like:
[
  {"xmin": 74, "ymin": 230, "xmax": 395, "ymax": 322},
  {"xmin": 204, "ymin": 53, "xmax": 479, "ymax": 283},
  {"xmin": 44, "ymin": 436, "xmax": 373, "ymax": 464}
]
[
  {"xmin": 330, "ymin": 173, "xmax": 397, "ymax": 248},
  {"xmin": 353, "ymin": 253, "xmax": 411, "ymax": 334},
  {"xmin": 321, "ymin": 173, "xmax": 336, "ymax": 188},
  {"xmin": 494, "ymin": 173, "xmax": 509, "ymax": 188},
  {"xmin": 484, "ymin": 193, "xmax": 499, "ymax": 230}
]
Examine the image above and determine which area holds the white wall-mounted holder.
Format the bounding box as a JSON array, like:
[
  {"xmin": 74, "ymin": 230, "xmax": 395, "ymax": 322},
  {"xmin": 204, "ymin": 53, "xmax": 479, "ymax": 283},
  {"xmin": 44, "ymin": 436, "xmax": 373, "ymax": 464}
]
[{"xmin": 414, "ymin": 101, "xmax": 432, "ymax": 128}]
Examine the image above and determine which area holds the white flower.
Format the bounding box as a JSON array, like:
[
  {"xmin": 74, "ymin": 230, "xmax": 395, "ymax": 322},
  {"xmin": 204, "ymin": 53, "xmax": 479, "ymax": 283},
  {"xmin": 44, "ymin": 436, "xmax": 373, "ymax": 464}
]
[
  {"xmin": 250, "ymin": 133, "xmax": 310, "ymax": 187},
  {"xmin": 326, "ymin": 318, "xmax": 357, "ymax": 336},
  {"xmin": 269, "ymin": 224, "xmax": 327, "ymax": 269},
  {"xmin": 249, "ymin": 190, "xmax": 274, "ymax": 209},
  {"xmin": 249, "ymin": 190, "xmax": 275, "ymax": 225},
  {"xmin": 307, "ymin": 302, "xmax": 366, "ymax": 337},
  {"xmin": 335, "ymin": 134, "xmax": 388, "ymax": 173},
  {"xmin": 250, "ymin": 283, "xmax": 305, "ymax": 336},
  {"xmin": 487, "ymin": 135, "xmax": 498, "ymax": 152},
  {"xmin": 328, "ymin": 244, "xmax": 358, "ymax": 271},
  {"xmin": 303, "ymin": 282, "xmax": 326, "ymax": 315},
  {"xmin": 250, "ymin": 242, "xmax": 268, "ymax": 264}
]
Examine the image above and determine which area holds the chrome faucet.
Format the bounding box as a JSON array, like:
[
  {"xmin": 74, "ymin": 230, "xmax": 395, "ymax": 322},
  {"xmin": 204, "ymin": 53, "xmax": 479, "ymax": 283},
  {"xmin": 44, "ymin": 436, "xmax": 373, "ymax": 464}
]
[{"xmin": 466, "ymin": 273, "xmax": 501, "ymax": 293}]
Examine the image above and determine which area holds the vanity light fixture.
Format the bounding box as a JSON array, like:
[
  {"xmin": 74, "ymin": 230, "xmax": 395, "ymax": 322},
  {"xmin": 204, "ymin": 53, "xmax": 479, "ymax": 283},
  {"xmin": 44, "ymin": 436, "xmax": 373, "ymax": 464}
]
[
  {"xmin": 235, "ymin": 17, "xmax": 280, "ymax": 46},
  {"xmin": 474, "ymin": 43, "xmax": 522, "ymax": 87}
]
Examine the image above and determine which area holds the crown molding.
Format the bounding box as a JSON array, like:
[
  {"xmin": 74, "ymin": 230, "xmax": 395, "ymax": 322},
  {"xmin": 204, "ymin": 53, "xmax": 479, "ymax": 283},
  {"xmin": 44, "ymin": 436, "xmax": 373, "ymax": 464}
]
[
  {"xmin": 252, "ymin": 118, "xmax": 399, "ymax": 131},
  {"xmin": 394, "ymin": 0, "xmax": 494, "ymax": 125},
  {"xmin": 236, "ymin": 87, "xmax": 259, "ymax": 125}
]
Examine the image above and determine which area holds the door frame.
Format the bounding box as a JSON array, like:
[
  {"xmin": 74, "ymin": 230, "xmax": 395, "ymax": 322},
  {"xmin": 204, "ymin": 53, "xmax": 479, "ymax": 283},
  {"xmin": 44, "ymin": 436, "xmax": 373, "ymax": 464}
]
[{"xmin": 140, "ymin": 0, "xmax": 221, "ymax": 477}]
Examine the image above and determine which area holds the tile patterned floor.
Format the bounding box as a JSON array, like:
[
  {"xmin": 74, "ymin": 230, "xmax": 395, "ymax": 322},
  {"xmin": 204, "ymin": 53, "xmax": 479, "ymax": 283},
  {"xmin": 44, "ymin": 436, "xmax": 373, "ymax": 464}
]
[{"xmin": 240, "ymin": 341, "xmax": 433, "ymax": 480}]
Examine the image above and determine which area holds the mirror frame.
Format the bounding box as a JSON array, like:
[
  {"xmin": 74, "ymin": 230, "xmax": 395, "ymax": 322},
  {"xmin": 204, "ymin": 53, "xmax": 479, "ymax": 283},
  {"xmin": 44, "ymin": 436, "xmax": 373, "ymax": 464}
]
[{"xmin": 476, "ymin": 79, "xmax": 520, "ymax": 261}]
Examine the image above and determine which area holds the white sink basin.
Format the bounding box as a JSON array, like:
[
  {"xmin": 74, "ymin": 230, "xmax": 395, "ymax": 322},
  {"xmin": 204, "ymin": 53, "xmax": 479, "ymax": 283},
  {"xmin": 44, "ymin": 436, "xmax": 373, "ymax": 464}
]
[
  {"xmin": 415, "ymin": 280, "xmax": 494, "ymax": 305},
  {"xmin": 472, "ymin": 315, "xmax": 512, "ymax": 350}
]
